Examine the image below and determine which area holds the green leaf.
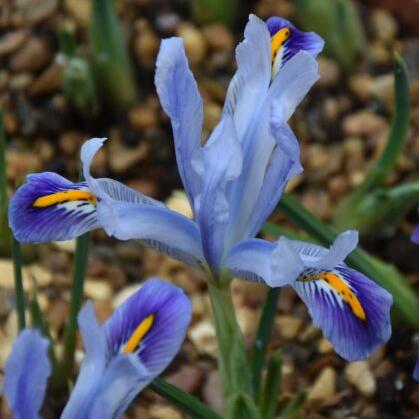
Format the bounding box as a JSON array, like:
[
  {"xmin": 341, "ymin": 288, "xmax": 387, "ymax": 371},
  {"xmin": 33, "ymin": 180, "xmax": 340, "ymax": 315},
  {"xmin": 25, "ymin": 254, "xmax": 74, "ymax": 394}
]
[
  {"xmin": 259, "ymin": 350, "xmax": 281, "ymax": 419},
  {"xmin": 277, "ymin": 193, "xmax": 419, "ymax": 329},
  {"xmin": 334, "ymin": 54, "xmax": 411, "ymax": 234},
  {"xmin": 294, "ymin": 0, "xmax": 365, "ymax": 71},
  {"xmin": 225, "ymin": 392, "xmax": 260, "ymax": 419},
  {"xmin": 279, "ymin": 391, "xmax": 306, "ymax": 419},
  {"xmin": 193, "ymin": 0, "xmax": 238, "ymax": 26},
  {"xmin": 149, "ymin": 378, "xmax": 221, "ymax": 419},
  {"xmin": 251, "ymin": 288, "xmax": 279, "ymax": 395},
  {"xmin": 59, "ymin": 231, "xmax": 90, "ymax": 387},
  {"xmin": 90, "ymin": 0, "xmax": 137, "ymax": 109}
]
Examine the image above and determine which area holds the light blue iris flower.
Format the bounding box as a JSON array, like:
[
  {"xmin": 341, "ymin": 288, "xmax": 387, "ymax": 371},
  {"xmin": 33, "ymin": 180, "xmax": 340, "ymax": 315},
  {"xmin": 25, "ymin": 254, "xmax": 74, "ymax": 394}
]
[
  {"xmin": 9, "ymin": 15, "xmax": 392, "ymax": 361},
  {"xmin": 3, "ymin": 279, "xmax": 191, "ymax": 419}
]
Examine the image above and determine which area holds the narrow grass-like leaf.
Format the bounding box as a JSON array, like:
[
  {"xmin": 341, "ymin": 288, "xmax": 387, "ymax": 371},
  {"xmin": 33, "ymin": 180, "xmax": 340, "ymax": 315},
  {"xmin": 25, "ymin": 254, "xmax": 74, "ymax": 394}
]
[
  {"xmin": 90, "ymin": 0, "xmax": 136, "ymax": 109},
  {"xmin": 259, "ymin": 350, "xmax": 281, "ymax": 419},
  {"xmin": 278, "ymin": 193, "xmax": 419, "ymax": 329},
  {"xmin": 280, "ymin": 391, "xmax": 306, "ymax": 419},
  {"xmin": 0, "ymin": 110, "xmax": 26, "ymax": 330},
  {"xmin": 150, "ymin": 378, "xmax": 221, "ymax": 419},
  {"xmin": 334, "ymin": 54, "xmax": 411, "ymax": 232},
  {"xmin": 251, "ymin": 288, "xmax": 279, "ymax": 396},
  {"xmin": 61, "ymin": 232, "xmax": 90, "ymax": 381}
]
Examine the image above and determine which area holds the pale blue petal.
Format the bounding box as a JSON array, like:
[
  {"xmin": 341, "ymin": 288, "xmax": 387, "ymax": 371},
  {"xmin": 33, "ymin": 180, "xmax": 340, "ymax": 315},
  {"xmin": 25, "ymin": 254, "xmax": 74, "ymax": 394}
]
[
  {"xmin": 88, "ymin": 355, "xmax": 150, "ymax": 419},
  {"xmin": 3, "ymin": 329, "xmax": 51, "ymax": 419},
  {"xmin": 192, "ymin": 115, "xmax": 243, "ymax": 270},
  {"xmin": 226, "ymin": 51, "xmax": 319, "ymax": 245},
  {"xmin": 243, "ymin": 103, "xmax": 303, "ymax": 238},
  {"xmin": 155, "ymin": 37, "xmax": 203, "ymax": 204},
  {"xmin": 223, "ymin": 14, "xmax": 271, "ymax": 140},
  {"xmin": 97, "ymin": 201, "xmax": 204, "ymax": 267},
  {"xmin": 223, "ymin": 238, "xmax": 274, "ymax": 283},
  {"xmin": 61, "ymin": 301, "xmax": 107, "ymax": 419}
]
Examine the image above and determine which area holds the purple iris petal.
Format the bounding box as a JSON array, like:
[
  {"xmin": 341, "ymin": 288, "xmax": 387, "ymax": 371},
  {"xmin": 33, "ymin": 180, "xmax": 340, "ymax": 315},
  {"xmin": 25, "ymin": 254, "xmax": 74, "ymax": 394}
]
[
  {"xmin": 412, "ymin": 225, "xmax": 419, "ymax": 244},
  {"xmin": 293, "ymin": 266, "xmax": 392, "ymax": 361},
  {"xmin": 266, "ymin": 16, "xmax": 324, "ymax": 66},
  {"xmin": 8, "ymin": 172, "xmax": 99, "ymax": 243},
  {"xmin": 103, "ymin": 278, "xmax": 192, "ymax": 376}
]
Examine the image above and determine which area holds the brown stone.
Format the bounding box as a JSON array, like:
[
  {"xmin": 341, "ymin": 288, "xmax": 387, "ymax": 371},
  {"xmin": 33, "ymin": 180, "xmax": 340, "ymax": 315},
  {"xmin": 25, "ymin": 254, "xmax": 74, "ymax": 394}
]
[
  {"xmin": 10, "ymin": 37, "xmax": 51, "ymax": 73},
  {"xmin": 166, "ymin": 365, "xmax": 204, "ymax": 393},
  {"xmin": 0, "ymin": 30, "xmax": 28, "ymax": 58}
]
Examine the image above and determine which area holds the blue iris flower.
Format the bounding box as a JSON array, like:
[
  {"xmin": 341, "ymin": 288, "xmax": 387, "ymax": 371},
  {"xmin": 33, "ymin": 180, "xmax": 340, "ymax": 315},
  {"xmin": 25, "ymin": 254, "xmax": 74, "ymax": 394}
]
[
  {"xmin": 3, "ymin": 279, "xmax": 191, "ymax": 419},
  {"xmin": 9, "ymin": 15, "xmax": 392, "ymax": 361}
]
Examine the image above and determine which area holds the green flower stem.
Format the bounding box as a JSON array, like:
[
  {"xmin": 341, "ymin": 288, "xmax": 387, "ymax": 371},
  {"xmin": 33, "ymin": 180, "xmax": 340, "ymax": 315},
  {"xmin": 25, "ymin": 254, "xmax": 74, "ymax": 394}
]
[
  {"xmin": 207, "ymin": 278, "xmax": 254, "ymax": 410},
  {"xmin": 60, "ymin": 232, "xmax": 90, "ymax": 382},
  {"xmin": 278, "ymin": 193, "xmax": 419, "ymax": 329},
  {"xmin": 251, "ymin": 288, "xmax": 279, "ymax": 396},
  {"xmin": 259, "ymin": 350, "xmax": 281, "ymax": 419}
]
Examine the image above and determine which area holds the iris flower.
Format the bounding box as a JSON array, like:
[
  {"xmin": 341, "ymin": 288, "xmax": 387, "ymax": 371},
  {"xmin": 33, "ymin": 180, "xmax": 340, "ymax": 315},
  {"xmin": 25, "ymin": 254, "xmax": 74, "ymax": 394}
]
[
  {"xmin": 3, "ymin": 279, "xmax": 191, "ymax": 419},
  {"xmin": 9, "ymin": 15, "xmax": 392, "ymax": 360}
]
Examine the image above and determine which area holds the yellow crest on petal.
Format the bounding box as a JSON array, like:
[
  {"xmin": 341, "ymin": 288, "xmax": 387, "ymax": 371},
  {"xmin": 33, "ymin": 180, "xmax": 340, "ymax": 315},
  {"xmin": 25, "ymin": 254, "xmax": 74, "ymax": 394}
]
[{"xmin": 124, "ymin": 314, "xmax": 155, "ymax": 354}]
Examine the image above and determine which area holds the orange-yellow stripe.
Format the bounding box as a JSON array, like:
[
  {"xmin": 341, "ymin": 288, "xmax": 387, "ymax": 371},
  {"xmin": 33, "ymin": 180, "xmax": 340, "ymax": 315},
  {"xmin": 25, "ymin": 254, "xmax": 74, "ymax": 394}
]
[
  {"xmin": 32, "ymin": 190, "xmax": 97, "ymax": 208},
  {"xmin": 124, "ymin": 314, "xmax": 155, "ymax": 354},
  {"xmin": 300, "ymin": 272, "xmax": 366, "ymax": 321},
  {"xmin": 271, "ymin": 27, "xmax": 290, "ymax": 63}
]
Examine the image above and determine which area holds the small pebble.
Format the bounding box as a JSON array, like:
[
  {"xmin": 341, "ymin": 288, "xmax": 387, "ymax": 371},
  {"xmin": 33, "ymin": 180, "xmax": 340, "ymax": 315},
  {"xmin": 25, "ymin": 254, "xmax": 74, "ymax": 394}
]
[
  {"xmin": 308, "ymin": 366, "xmax": 337, "ymax": 403},
  {"xmin": 188, "ymin": 319, "xmax": 217, "ymax": 356},
  {"xmin": 276, "ymin": 315, "xmax": 303, "ymax": 340},
  {"xmin": 176, "ymin": 23, "xmax": 207, "ymax": 64},
  {"xmin": 345, "ymin": 360, "xmax": 376, "ymax": 397}
]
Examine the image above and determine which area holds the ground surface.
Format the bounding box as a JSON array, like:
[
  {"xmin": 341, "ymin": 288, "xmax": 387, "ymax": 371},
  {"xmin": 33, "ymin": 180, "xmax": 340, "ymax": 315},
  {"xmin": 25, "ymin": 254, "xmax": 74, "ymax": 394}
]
[{"xmin": 0, "ymin": 0, "xmax": 418, "ymax": 418}]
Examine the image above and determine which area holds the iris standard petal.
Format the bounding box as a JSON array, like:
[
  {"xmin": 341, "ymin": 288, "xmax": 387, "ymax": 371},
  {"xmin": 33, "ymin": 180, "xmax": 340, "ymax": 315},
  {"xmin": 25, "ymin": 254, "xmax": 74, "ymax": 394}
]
[
  {"xmin": 97, "ymin": 201, "xmax": 204, "ymax": 267},
  {"xmin": 266, "ymin": 16, "xmax": 324, "ymax": 76},
  {"xmin": 155, "ymin": 37, "xmax": 204, "ymax": 205},
  {"xmin": 293, "ymin": 266, "xmax": 392, "ymax": 360},
  {"xmin": 226, "ymin": 51, "xmax": 319, "ymax": 245},
  {"xmin": 192, "ymin": 115, "xmax": 243, "ymax": 270},
  {"xmin": 8, "ymin": 172, "xmax": 99, "ymax": 243},
  {"xmin": 223, "ymin": 14, "xmax": 271, "ymax": 140},
  {"xmin": 61, "ymin": 301, "xmax": 107, "ymax": 419},
  {"xmin": 88, "ymin": 355, "xmax": 150, "ymax": 419},
  {"xmin": 3, "ymin": 329, "xmax": 51, "ymax": 419},
  {"xmin": 103, "ymin": 278, "xmax": 191, "ymax": 377}
]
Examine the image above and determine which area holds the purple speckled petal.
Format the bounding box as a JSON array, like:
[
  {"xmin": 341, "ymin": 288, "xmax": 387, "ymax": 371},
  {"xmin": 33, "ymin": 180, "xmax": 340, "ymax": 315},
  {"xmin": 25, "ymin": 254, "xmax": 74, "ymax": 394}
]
[
  {"xmin": 266, "ymin": 16, "xmax": 324, "ymax": 72},
  {"xmin": 414, "ymin": 345, "xmax": 419, "ymax": 381},
  {"xmin": 8, "ymin": 172, "xmax": 99, "ymax": 243},
  {"xmin": 103, "ymin": 278, "xmax": 192, "ymax": 379},
  {"xmin": 293, "ymin": 265, "xmax": 392, "ymax": 361}
]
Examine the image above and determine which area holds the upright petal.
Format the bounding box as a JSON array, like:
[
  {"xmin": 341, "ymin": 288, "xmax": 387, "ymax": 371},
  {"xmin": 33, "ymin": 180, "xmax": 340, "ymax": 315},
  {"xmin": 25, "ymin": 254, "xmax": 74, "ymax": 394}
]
[
  {"xmin": 226, "ymin": 51, "xmax": 319, "ymax": 245},
  {"xmin": 192, "ymin": 115, "xmax": 243, "ymax": 270},
  {"xmin": 103, "ymin": 278, "xmax": 192, "ymax": 377},
  {"xmin": 223, "ymin": 14, "xmax": 271, "ymax": 140},
  {"xmin": 155, "ymin": 38, "xmax": 204, "ymax": 205},
  {"xmin": 3, "ymin": 329, "xmax": 51, "ymax": 419},
  {"xmin": 270, "ymin": 233, "xmax": 393, "ymax": 360},
  {"xmin": 9, "ymin": 172, "xmax": 99, "ymax": 243},
  {"xmin": 97, "ymin": 201, "xmax": 204, "ymax": 267},
  {"xmin": 61, "ymin": 301, "xmax": 107, "ymax": 419}
]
